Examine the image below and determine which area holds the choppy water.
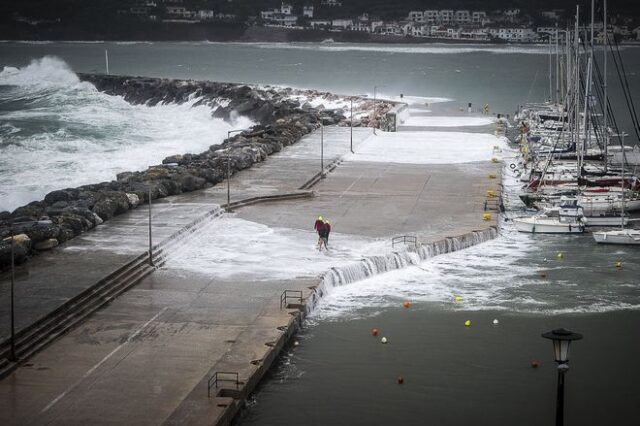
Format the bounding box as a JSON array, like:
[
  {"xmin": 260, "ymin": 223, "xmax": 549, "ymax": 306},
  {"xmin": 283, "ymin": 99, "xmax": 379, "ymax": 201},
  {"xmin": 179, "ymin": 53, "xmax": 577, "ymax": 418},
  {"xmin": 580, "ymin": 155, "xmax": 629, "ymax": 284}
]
[
  {"xmin": 2, "ymin": 42, "xmax": 639, "ymax": 210},
  {"xmin": 0, "ymin": 56, "xmax": 253, "ymax": 211},
  {"xmin": 1, "ymin": 41, "xmax": 640, "ymax": 424}
]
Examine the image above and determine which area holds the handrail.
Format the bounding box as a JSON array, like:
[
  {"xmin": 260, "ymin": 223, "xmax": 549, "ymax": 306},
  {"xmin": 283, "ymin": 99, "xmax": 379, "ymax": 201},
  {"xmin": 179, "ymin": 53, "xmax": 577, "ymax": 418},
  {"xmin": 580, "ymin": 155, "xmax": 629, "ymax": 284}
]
[
  {"xmin": 207, "ymin": 371, "xmax": 239, "ymax": 398},
  {"xmin": 391, "ymin": 235, "xmax": 418, "ymax": 248},
  {"xmin": 279, "ymin": 290, "xmax": 303, "ymax": 309}
]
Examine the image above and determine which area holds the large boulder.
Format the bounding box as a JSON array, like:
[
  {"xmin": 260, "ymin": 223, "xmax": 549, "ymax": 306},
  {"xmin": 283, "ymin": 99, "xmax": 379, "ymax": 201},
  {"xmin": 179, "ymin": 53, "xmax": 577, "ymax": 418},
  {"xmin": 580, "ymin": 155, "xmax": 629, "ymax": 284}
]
[
  {"xmin": 91, "ymin": 191, "xmax": 130, "ymax": 221},
  {"xmin": 34, "ymin": 238, "xmax": 59, "ymax": 251},
  {"xmin": 177, "ymin": 174, "xmax": 206, "ymax": 192},
  {"xmin": 0, "ymin": 234, "xmax": 32, "ymax": 267},
  {"xmin": 22, "ymin": 222, "xmax": 61, "ymax": 242},
  {"xmin": 11, "ymin": 201, "xmax": 47, "ymax": 220},
  {"xmin": 45, "ymin": 201, "xmax": 69, "ymax": 216},
  {"xmin": 126, "ymin": 193, "xmax": 140, "ymax": 208},
  {"xmin": 44, "ymin": 188, "xmax": 79, "ymax": 205}
]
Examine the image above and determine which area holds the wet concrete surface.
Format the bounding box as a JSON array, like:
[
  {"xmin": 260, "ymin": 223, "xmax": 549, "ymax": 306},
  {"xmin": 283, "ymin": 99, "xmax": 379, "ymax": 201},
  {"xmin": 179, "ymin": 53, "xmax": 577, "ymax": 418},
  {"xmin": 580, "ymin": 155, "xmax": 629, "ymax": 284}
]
[{"xmin": 0, "ymin": 103, "xmax": 502, "ymax": 424}]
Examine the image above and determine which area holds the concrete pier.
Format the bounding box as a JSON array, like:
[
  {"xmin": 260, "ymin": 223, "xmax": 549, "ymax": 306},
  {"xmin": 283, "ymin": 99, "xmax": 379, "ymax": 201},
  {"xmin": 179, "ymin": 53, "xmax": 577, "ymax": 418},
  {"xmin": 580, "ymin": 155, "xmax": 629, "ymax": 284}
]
[{"xmin": 0, "ymin": 101, "xmax": 502, "ymax": 425}]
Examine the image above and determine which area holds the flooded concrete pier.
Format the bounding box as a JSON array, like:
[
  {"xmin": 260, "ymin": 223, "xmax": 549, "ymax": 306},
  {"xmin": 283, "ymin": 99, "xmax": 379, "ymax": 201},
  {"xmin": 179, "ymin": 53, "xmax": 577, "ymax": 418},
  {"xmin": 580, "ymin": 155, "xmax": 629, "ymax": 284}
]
[{"xmin": 0, "ymin": 101, "xmax": 502, "ymax": 425}]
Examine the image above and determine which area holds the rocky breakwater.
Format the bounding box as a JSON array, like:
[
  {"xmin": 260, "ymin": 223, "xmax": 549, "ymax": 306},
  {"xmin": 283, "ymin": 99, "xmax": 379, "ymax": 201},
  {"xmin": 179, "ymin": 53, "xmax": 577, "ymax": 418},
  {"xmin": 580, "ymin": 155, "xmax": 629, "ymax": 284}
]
[{"xmin": 0, "ymin": 74, "xmax": 393, "ymax": 270}]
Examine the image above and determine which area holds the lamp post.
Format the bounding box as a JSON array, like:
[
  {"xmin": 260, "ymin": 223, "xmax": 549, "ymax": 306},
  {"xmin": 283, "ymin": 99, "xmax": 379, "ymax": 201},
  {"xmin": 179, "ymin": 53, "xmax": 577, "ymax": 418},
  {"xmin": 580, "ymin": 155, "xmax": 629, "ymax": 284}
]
[
  {"xmin": 373, "ymin": 86, "xmax": 378, "ymax": 135},
  {"xmin": 9, "ymin": 228, "xmax": 15, "ymax": 362},
  {"xmin": 320, "ymin": 122, "xmax": 324, "ymax": 175},
  {"xmin": 350, "ymin": 98, "xmax": 354, "ymax": 153},
  {"xmin": 7, "ymin": 219, "xmax": 52, "ymax": 362},
  {"xmin": 542, "ymin": 328, "xmax": 583, "ymax": 426},
  {"xmin": 226, "ymin": 129, "xmax": 246, "ymax": 211},
  {"xmin": 148, "ymin": 188, "xmax": 153, "ymax": 266}
]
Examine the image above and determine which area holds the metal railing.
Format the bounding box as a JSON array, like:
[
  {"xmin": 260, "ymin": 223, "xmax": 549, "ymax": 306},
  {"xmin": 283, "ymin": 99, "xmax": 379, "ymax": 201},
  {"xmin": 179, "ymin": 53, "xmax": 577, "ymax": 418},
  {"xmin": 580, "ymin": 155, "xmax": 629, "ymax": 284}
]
[
  {"xmin": 392, "ymin": 235, "xmax": 418, "ymax": 248},
  {"xmin": 279, "ymin": 290, "xmax": 303, "ymax": 310},
  {"xmin": 207, "ymin": 371, "xmax": 239, "ymax": 398}
]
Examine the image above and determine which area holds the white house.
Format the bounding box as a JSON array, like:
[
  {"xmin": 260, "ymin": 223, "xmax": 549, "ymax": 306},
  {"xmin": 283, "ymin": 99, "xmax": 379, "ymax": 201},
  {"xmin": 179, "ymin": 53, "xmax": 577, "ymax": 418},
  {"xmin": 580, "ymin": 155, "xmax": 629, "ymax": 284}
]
[
  {"xmin": 332, "ymin": 19, "xmax": 352, "ymax": 30},
  {"xmin": 424, "ymin": 10, "xmax": 438, "ymax": 24},
  {"xmin": 430, "ymin": 25, "xmax": 448, "ymax": 38},
  {"xmin": 272, "ymin": 14, "xmax": 298, "ymax": 26},
  {"xmin": 455, "ymin": 10, "xmax": 471, "ymax": 24},
  {"xmin": 303, "ymin": 6, "xmax": 314, "ymax": 18},
  {"xmin": 370, "ymin": 20, "xmax": 384, "ymax": 33},
  {"xmin": 460, "ymin": 27, "xmax": 489, "ymax": 40},
  {"xmin": 350, "ymin": 21, "xmax": 371, "ymax": 32},
  {"xmin": 261, "ymin": 9, "xmax": 279, "ymax": 20},
  {"xmin": 408, "ymin": 11, "xmax": 424, "ymax": 23},
  {"xmin": 489, "ymin": 27, "xmax": 538, "ymax": 43},
  {"xmin": 198, "ymin": 9, "xmax": 214, "ymax": 20},
  {"xmin": 309, "ymin": 19, "xmax": 331, "ymax": 28},
  {"xmin": 472, "ymin": 11, "xmax": 487, "ymax": 25},
  {"xmin": 504, "ymin": 9, "xmax": 521, "ymax": 22},
  {"xmin": 321, "ymin": 0, "xmax": 342, "ymax": 6},
  {"xmin": 439, "ymin": 10, "xmax": 454, "ymax": 24},
  {"xmin": 166, "ymin": 6, "xmax": 192, "ymax": 18},
  {"xmin": 281, "ymin": 3, "xmax": 293, "ymax": 15},
  {"xmin": 215, "ymin": 13, "xmax": 236, "ymax": 21}
]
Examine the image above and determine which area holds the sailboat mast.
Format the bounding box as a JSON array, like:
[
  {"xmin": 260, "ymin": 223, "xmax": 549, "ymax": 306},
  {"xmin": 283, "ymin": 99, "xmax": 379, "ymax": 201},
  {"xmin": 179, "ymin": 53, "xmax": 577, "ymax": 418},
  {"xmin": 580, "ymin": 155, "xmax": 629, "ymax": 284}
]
[
  {"xmin": 575, "ymin": 6, "xmax": 581, "ymax": 176},
  {"xmin": 556, "ymin": 25, "xmax": 560, "ymax": 104},
  {"xmin": 603, "ymin": 0, "xmax": 609, "ymax": 173},
  {"xmin": 549, "ymin": 33, "xmax": 553, "ymax": 102}
]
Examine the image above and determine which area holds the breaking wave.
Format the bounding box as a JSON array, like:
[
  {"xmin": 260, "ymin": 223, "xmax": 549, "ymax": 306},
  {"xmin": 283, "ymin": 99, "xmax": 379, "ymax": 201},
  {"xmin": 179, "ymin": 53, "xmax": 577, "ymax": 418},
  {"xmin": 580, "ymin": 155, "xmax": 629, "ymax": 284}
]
[{"xmin": 0, "ymin": 56, "xmax": 253, "ymax": 211}]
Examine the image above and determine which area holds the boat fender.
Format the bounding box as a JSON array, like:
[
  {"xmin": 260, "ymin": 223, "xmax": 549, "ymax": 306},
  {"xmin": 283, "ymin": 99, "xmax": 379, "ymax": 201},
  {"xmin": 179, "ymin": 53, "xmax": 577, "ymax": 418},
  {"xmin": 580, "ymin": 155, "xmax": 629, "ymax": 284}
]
[{"xmin": 510, "ymin": 163, "xmax": 516, "ymax": 170}]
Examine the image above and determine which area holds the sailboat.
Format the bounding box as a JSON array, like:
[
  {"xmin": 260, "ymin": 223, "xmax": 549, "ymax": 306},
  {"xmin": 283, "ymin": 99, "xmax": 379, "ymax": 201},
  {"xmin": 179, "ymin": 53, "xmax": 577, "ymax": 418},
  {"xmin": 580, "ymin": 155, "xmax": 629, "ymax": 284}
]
[{"xmin": 591, "ymin": 1, "xmax": 640, "ymax": 245}]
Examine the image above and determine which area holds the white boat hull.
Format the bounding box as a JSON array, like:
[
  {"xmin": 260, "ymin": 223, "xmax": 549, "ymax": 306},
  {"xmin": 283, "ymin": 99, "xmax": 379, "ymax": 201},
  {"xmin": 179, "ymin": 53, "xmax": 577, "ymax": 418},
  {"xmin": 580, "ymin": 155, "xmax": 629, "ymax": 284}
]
[
  {"xmin": 583, "ymin": 216, "xmax": 629, "ymax": 227},
  {"xmin": 513, "ymin": 217, "xmax": 585, "ymax": 234},
  {"xmin": 593, "ymin": 230, "xmax": 640, "ymax": 245}
]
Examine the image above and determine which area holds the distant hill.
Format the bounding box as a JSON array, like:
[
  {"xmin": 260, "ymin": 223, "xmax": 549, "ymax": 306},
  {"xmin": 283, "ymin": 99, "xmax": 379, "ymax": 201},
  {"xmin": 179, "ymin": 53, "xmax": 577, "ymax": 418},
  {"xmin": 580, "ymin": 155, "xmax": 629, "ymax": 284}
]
[{"xmin": 1, "ymin": 0, "xmax": 638, "ymax": 42}]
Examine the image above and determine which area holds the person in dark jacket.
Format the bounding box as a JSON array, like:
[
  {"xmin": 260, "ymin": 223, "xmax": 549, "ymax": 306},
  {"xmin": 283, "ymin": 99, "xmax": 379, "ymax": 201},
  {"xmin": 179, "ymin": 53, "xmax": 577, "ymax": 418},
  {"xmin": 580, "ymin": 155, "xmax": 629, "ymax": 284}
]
[{"xmin": 324, "ymin": 221, "xmax": 331, "ymax": 245}]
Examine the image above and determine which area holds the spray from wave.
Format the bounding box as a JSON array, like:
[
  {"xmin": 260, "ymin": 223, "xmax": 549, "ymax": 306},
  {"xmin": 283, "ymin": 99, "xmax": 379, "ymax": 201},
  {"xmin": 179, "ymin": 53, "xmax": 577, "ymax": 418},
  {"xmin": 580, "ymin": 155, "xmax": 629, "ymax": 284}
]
[{"xmin": 0, "ymin": 56, "xmax": 253, "ymax": 211}]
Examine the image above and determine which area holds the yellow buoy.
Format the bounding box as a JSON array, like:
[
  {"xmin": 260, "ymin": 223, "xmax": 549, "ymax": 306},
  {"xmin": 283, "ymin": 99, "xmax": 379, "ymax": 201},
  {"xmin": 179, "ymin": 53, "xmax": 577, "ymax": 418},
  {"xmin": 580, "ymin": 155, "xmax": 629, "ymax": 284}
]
[
  {"xmin": 488, "ymin": 173, "xmax": 497, "ymax": 179},
  {"xmin": 483, "ymin": 213, "xmax": 492, "ymax": 221},
  {"xmin": 454, "ymin": 295, "xmax": 462, "ymax": 302},
  {"xmin": 491, "ymin": 157, "xmax": 499, "ymax": 163},
  {"xmin": 616, "ymin": 261, "xmax": 622, "ymax": 268},
  {"xmin": 556, "ymin": 252, "xmax": 564, "ymax": 260},
  {"xmin": 464, "ymin": 320, "xmax": 472, "ymax": 327},
  {"xmin": 487, "ymin": 190, "xmax": 496, "ymax": 198}
]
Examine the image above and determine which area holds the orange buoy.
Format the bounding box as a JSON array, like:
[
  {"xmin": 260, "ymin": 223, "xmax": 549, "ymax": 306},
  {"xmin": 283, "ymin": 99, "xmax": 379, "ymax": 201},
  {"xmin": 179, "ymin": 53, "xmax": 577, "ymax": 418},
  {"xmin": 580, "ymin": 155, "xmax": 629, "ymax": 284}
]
[
  {"xmin": 531, "ymin": 360, "xmax": 540, "ymax": 369},
  {"xmin": 403, "ymin": 300, "xmax": 411, "ymax": 309},
  {"xmin": 397, "ymin": 376, "xmax": 404, "ymax": 385},
  {"xmin": 371, "ymin": 328, "xmax": 379, "ymax": 337}
]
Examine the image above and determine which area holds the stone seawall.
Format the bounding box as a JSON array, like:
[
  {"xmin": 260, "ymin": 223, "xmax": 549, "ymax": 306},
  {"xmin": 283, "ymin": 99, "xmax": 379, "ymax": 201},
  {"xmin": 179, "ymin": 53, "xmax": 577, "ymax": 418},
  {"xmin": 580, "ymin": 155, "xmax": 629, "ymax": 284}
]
[{"xmin": 0, "ymin": 74, "xmax": 393, "ymax": 270}]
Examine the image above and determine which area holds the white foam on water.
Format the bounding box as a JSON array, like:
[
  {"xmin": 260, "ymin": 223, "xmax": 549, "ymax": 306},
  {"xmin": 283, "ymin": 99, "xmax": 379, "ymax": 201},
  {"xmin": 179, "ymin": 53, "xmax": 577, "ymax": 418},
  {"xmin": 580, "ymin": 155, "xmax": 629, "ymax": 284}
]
[
  {"xmin": 164, "ymin": 216, "xmax": 390, "ymax": 280},
  {"xmin": 401, "ymin": 116, "xmax": 496, "ymax": 127},
  {"xmin": 0, "ymin": 57, "xmax": 254, "ymax": 211},
  {"xmin": 249, "ymin": 42, "xmax": 552, "ymax": 55},
  {"xmin": 345, "ymin": 131, "xmax": 506, "ymax": 164}
]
